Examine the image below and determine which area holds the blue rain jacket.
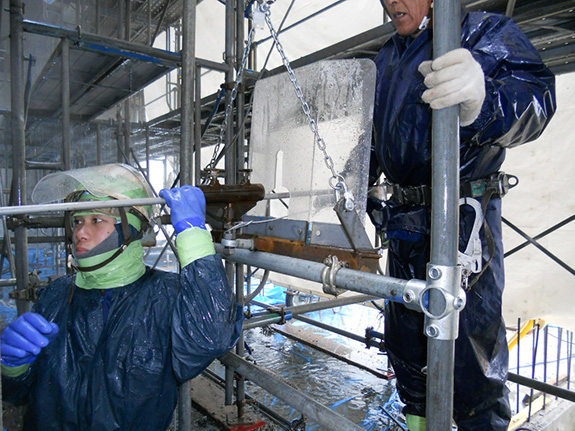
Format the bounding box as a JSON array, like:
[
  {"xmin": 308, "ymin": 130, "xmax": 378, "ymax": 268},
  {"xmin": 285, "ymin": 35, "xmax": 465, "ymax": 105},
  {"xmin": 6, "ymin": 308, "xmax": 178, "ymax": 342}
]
[
  {"xmin": 370, "ymin": 11, "xmax": 556, "ymax": 431},
  {"xmin": 371, "ymin": 11, "xmax": 556, "ymax": 235},
  {"xmin": 2, "ymin": 255, "xmax": 242, "ymax": 431}
]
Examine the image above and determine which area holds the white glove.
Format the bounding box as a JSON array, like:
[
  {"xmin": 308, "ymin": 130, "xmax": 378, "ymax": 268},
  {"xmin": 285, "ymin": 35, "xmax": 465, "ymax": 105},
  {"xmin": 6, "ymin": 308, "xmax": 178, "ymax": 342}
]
[{"xmin": 418, "ymin": 48, "xmax": 486, "ymax": 127}]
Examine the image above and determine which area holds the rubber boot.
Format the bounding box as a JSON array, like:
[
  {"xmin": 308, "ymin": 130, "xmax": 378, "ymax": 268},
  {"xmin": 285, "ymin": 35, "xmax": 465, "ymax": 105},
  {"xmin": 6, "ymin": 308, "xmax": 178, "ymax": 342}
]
[{"xmin": 406, "ymin": 414, "xmax": 427, "ymax": 431}]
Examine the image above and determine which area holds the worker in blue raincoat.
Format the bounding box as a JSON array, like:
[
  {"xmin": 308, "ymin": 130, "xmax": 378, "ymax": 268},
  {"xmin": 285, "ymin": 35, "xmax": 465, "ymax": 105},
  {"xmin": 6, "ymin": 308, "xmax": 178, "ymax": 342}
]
[
  {"xmin": 369, "ymin": 1, "xmax": 556, "ymax": 430},
  {"xmin": 1, "ymin": 163, "xmax": 242, "ymax": 431}
]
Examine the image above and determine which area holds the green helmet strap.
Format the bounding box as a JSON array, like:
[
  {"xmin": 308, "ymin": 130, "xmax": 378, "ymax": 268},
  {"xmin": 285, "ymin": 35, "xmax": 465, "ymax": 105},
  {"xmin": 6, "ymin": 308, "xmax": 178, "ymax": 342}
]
[{"xmin": 68, "ymin": 207, "xmax": 144, "ymax": 273}]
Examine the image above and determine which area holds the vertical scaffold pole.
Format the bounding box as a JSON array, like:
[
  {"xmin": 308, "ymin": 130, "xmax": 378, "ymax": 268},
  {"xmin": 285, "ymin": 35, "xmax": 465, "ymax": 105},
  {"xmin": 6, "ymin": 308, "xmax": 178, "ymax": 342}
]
[
  {"xmin": 178, "ymin": 2, "xmax": 197, "ymax": 430},
  {"xmin": 426, "ymin": 0, "xmax": 462, "ymax": 430},
  {"xmin": 180, "ymin": 0, "xmax": 196, "ymax": 186},
  {"xmin": 224, "ymin": 0, "xmax": 236, "ymax": 184},
  {"xmin": 10, "ymin": 0, "xmax": 30, "ymax": 317},
  {"xmin": 61, "ymin": 37, "xmax": 71, "ymax": 170}
]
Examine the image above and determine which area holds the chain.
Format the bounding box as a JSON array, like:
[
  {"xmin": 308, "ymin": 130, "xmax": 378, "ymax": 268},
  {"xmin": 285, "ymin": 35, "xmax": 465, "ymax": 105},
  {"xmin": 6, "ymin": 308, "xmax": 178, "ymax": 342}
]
[
  {"xmin": 263, "ymin": 9, "xmax": 354, "ymax": 209},
  {"xmin": 205, "ymin": 26, "xmax": 257, "ymax": 172}
]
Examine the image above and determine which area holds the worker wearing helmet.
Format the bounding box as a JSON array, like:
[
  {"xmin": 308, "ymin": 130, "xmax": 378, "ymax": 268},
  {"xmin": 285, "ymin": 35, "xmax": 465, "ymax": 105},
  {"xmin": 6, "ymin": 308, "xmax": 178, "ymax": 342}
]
[
  {"xmin": 369, "ymin": 1, "xmax": 556, "ymax": 430},
  {"xmin": 1, "ymin": 163, "xmax": 242, "ymax": 430}
]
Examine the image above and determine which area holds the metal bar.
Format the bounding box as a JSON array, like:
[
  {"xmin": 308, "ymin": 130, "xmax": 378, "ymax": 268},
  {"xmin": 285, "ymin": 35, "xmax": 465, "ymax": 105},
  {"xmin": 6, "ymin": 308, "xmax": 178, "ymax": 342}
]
[
  {"xmin": 123, "ymin": 102, "xmax": 131, "ymax": 164},
  {"xmin": 10, "ymin": 0, "xmax": 30, "ymax": 317},
  {"xmin": 568, "ymin": 332, "xmax": 573, "ymax": 391},
  {"xmin": 145, "ymin": 124, "xmax": 150, "ymax": 177},
  {"xmin": 557, "ymin": 327, "xmax": 562, "ymax": 400},
  {"xmin": 194, "ymin": 64, "xmax": 202, "ymax": 185},
  {"xmin": 224, "ymin": 0, "xmax": 236, "ymax": 185},
  {"xmin": 256, "ymin": 294, "xmax": 376, "ymax": 316},
  {"xmin": 61, "ymin": 38, "xmax": 71, "ymax": 170},
  {"xmin": 176, "ymin": 4, "xmax": 196, "ymax": 416},
  {"xmin": 235, "ymin": 0, "xmax": 245, "ymax": 183},
  {"xmin": 0, "ymin": 279, "xmax": 17, "ymax": 287},
  {"xmin": 264, "ymin": 23, "xmax": 395, "ymax": 78},
  {"xmin": 0, "ymin": 198, "xmax": 164, "ymax": 216},
  {"xmin": 503, "ymin": 216, "xmax": 575, "ymax": 276},
  {"xmin": 293, "ymin": 314, "xmax": 382, "ymax": 348},
  {"xmin": 180, "ymin": 0, "xmax": 196, "ymax": 186},
  {"xmin": 507, "ymin": 372, "xmax": 575, "ymax": 403},
  {"xmin": 151, "ymin": 0, "xmax": 170, "ymax": 45},
  {"xmin": 9, "ymin": 236, "xmax": 65, "ymax": 244},
  {"xmin": 505, "ymin": 0, "xmax": 517, "ymax": 17},
  {"xmin": 215, "ymin": 244, "xmax": 418, "ymax": 303},
  {"xmin": 244, "ymin": 296, "xmax": 378, "ymax": 330},
  {"xmin": 257, "ymin": 0, "xmax": 349, "ymax": 45},
  {"xmin": 544, "ymin": 323, "xmax": 549, "ymax": 408},
  {"xmin": 528, "ymin": 322, "xmax": 541, "ymax": 420},
  {"xmin": 426, "ymin": 1, "xmax": 462, "ymax": 430},
  {"xmin": 97, "ymin": 123, "xmax": 102, "ymax": 165},
  {"xmin": 22, "ymin": 19, "xmax": 181, "ymax": 67},
  {"xmin": 517, "ymin": 318, "xmax": 521, "ymax": 413},
  {"xmin": 0, "ymin": 180, "xmax": 264, "ymax": 216},
  {"xmin": 219, "ymin": 352, "xmax": 365, "ymax": 431},
  {"xmin": 235, "ymin": 261, "xmax": 246, "ymax": 418},
  {"xmin": 504, "ymin": 215, "xmax": 575, "ymax": 257}
]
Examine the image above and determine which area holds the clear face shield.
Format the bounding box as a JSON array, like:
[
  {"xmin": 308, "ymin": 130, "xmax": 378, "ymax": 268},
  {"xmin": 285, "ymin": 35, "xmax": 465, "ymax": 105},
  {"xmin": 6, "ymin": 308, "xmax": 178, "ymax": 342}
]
[{"xmin": 32, "ymin": 164, "xmax": 158, "ymax": 272}]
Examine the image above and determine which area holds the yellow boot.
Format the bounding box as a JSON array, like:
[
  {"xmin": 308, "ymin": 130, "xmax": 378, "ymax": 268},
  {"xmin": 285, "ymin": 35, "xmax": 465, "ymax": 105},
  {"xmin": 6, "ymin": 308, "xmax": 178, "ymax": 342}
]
[{"xmin": 406, "ymin": 414, "xmax": 427, "ymax": 431}]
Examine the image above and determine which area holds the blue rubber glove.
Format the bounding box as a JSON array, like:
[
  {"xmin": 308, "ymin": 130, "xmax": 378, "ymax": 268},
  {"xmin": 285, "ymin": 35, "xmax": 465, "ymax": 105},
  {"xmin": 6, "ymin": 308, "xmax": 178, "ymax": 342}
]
[
  {"xmin": 159, "ymin": 185, "xmax": 207, "ymax": 233},
  {"xmin": 1, "ymin": 312, "xmax": 59, "ymax": 367}
]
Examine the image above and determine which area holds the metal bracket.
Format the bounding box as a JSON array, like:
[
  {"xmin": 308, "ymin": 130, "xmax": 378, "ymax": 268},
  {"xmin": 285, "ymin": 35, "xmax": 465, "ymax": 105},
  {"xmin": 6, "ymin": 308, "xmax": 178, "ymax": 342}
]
[
  {"xmin": 333, "ymin": 198, "xmax": 374, "ymax": 252},
  {"xmin": 8, "ymin": 269, "xmax": 47, "ymax": 302},
  {"xmin": 423, "ymin": 264, "xmax": 466, "ymax": 341},
  {"xmin": 401, "ymin": 278, "xmax": 427, "ymax": 312},
  {"xmin": 222, "ymin": 231, "xmax": 237, "ymax": 256},
  {"xmin": 321, "ymin": 255, "xmax": 347, "ymax": 296}
]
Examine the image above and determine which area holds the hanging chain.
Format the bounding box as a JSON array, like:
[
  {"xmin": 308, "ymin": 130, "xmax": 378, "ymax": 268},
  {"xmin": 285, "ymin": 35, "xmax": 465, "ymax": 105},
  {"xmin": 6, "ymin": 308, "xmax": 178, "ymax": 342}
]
[
  {"xmin": 263, "ymin": 8, "xmax": 354, "ymax": 210},
  {"xmin": 204, "ymin": 25, "xmax": 257, "ymax": 172}
]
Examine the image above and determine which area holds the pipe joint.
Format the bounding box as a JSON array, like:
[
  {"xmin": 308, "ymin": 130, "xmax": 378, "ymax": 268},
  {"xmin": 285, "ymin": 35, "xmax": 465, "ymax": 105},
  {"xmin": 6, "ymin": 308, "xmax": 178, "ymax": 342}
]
[{"xmin": 423, "ymin": 263, "xmax": 466, "ymax": 340}]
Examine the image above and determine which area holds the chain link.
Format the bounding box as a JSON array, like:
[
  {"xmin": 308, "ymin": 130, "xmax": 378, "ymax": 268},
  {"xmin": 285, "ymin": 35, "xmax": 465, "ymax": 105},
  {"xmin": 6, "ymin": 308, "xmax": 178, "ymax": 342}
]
[
  {"xmin": 264, "ymin": 9, "xmax": 353, "ymax": 205},
  {"xmin": 205, "ymin": 26, "xmax": 257, "ymax": 172}
]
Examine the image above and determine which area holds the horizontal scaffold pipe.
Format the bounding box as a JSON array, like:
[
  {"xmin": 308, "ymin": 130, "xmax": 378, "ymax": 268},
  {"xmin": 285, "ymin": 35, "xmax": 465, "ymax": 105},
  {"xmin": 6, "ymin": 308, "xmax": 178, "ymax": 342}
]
[
  {"xmin": 215, "ymin": 244, "xmax": 422, "ymax": 304},
  {"xmin": 21, "ymin": 20, "xmax": 229, "ymax": 73},
  {"xmin": 508, "ymin": 372, "xmax": 575, "ymax": 403},
  {"xmin": 0, "ymin": 198, "xmax": 164, "ymax": 217},
  {"xmin": 220, "ymin": 352, "xmax": 365, "ymax": 431}
]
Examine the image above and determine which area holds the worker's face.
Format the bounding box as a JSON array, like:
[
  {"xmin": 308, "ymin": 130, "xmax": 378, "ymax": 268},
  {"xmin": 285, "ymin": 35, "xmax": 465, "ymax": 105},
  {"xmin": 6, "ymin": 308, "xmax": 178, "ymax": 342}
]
[
  {"xmin": 384, "ymin": 0, "xmax": 433, "ymax": 36},
  {"xmin": 73, "ymin": 214, "xmax": 117, "ymax": 255}
]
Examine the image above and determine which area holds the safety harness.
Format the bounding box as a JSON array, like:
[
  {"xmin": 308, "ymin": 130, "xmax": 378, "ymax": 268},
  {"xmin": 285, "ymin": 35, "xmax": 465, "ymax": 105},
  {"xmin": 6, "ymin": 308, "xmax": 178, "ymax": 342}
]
[{"xmin": 385, "ymin": 172, "xmax": 518, "ymax": 289}]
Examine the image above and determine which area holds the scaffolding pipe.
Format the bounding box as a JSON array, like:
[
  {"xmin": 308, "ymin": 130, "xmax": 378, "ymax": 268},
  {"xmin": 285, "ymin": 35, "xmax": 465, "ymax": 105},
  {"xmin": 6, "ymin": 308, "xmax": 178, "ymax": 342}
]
[
  {"xmin": 215, "ymin": 244, "xmax": 420, "ymax": 303},
  {"xmin": 61, "ymin": 38, "xmax": 71, "ymax": 170},
  {"xmin": 177, "ymin": 2, "xmax": 197, "ymax": 428},
  {"xmin": 22, "ymin": 19, "xmax": 181, "ymax": 67},
  {"xmin": 259, "ymin": 294, "xmax": 376, "ymax": 315},
  {"xmin": 180, "ymin": 0, "xmax": 196, "ymax": 186},
  {"xmin": 10, "ymin": 0, "xmax": 30, "ymax": 319},
  {"xmin": 97, "ymin": 123, "xmax": 102, "ymax": 165},
  {"xmin": 235, "ymin": 0, "xmax": 246, "ymax": 183},
  {"xmin": 220, "ymin": 352, "xmax": 365, "ymax": 431},
  {"xmin": 224, "ymin": 0, "xmax": 236, "ymax": 184},
  {"xmin": 235, "ymin": 262, "xmax": 246, "ymax": 418},
  {"xmin": 194, "ymin": 64, "xmax": 202, "ymax": 185},
  {"xmin": 426, "ymin": 1, "xmax": 462, "ymax": 430}
]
